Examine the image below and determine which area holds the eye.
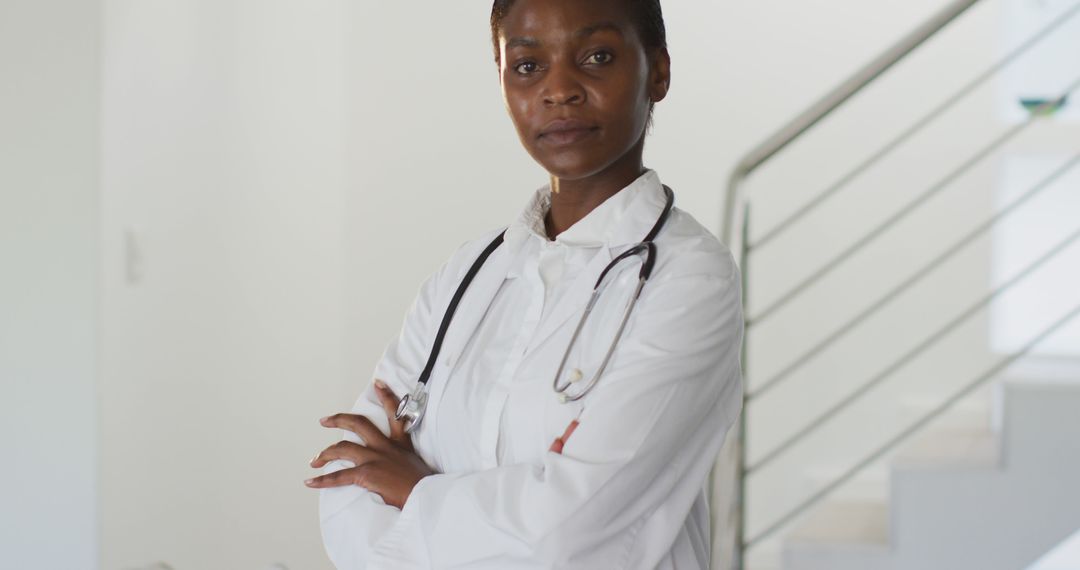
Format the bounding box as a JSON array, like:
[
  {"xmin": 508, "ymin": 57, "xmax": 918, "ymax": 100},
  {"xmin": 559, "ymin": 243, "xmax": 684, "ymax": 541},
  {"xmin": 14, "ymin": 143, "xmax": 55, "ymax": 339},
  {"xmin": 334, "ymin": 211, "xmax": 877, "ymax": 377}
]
[
  {"xmin": 513, "ymin": 60, "xmax": 540, "ymax": 75},
  {"xmin": 585, "ymin": 51, "xmax": 614, "ymax": 65}
]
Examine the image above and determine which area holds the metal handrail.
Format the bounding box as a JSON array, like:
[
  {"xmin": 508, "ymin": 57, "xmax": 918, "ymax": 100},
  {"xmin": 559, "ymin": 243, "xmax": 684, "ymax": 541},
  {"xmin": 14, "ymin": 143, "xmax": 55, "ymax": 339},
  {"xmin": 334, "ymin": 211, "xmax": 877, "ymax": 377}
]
[
  {"xmin": 747, "ymin": 153, "xmax": 1080, "ymax": 402},
  {"xmin": 749, "ymin": 221, "xmax": 1080, "ymax": 474},
  {"xmin": 731, "ymin": 204, "xmax": 752, "ymax": 570},
  {"xmin": 745, "ymin": 299, "xmax": 1080, "ymax": 548},
  {"xmin": 748, "ymin": 84, "xmax": 1077, "ymax": 327},
  {"xmin": 746, "ymin": 0, "xmax": 1080, "ymax": 253},
  {"xmin": 721, "ymin": 0, "xmax": 982, "ymax": 246},
  {"xmin": 727, "ymin": 3, "xmax": 985, "ymax": 568}
]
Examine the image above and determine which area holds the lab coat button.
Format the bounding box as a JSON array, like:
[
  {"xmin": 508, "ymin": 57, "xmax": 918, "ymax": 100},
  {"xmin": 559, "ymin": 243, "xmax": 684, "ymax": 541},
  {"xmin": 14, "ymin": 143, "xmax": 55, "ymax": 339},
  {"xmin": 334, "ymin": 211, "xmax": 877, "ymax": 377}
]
[{"xmin": 569, "ymin": 368, "xmax": 584, "ymax": 383}]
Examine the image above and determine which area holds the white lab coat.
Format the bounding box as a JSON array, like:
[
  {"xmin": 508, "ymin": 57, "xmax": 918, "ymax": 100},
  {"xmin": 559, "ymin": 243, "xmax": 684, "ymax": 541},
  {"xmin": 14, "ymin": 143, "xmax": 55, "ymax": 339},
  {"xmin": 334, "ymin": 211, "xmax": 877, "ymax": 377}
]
[{"xmin": 319, "ymin": 170, "xmax": 744, "ymax": 569}]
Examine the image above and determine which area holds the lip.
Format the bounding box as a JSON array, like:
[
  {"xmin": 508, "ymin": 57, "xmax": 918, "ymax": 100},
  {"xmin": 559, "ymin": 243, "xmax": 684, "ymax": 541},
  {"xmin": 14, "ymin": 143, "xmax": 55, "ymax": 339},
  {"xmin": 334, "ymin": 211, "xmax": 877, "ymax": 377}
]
[{"xmin": 538, "ymin": 118, "xmax": 599, "ymax": 146}]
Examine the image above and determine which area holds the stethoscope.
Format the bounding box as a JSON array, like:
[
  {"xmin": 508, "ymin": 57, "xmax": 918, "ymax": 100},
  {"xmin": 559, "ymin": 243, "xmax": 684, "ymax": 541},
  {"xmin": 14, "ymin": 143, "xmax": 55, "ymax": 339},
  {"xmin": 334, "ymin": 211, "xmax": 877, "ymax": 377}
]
[{"xmin": 396, "ymin": 185, "xmax": 675, "ymax": 433}]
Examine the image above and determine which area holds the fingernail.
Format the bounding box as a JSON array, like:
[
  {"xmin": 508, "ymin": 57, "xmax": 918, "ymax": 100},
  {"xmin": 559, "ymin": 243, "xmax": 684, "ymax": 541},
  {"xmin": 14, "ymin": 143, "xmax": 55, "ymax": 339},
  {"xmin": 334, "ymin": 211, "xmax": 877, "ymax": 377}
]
[
  {"xmin": 304, "ymin": 479, "xmax": 315, "ymax": 485},
  {"xmin": 319, "ymin": 416, "xmax": 330, "ymax": 424},
  {"xmin": 374, "ymin": 379, "xmax": 387, "ymax": 390}
]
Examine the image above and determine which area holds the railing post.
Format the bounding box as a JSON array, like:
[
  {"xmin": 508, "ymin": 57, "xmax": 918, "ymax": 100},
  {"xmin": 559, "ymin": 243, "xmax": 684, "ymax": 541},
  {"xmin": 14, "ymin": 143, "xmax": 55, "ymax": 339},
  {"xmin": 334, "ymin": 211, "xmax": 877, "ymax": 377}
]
[{"xmin": 733, "ymin": 203, "xmax": 751, "ymax": 570}]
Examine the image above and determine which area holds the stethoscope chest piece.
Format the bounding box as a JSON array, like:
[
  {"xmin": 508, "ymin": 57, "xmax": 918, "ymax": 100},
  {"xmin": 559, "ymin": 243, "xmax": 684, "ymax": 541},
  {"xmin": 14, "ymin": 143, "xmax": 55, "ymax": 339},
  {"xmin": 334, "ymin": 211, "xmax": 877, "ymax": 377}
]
[{"xmin": 396, "ymin": 384, "xmax": 429, "ymax": 434}]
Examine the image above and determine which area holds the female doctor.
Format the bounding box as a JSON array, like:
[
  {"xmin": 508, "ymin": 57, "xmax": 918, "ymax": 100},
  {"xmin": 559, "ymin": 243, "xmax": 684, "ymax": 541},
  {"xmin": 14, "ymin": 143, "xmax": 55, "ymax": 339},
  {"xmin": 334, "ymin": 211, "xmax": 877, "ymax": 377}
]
[{"xmin": 305, "ymin": 0, "xmax": 743, "ymax": 568}]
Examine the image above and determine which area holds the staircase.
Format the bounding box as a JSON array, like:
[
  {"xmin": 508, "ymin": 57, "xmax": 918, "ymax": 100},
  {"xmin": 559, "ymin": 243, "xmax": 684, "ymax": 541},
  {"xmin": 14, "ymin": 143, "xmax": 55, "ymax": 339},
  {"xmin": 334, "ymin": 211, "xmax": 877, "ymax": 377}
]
[
  {"xmin": 714, "ymin": 0, "xmax": 1080, "ymax": 568},
  {"xmin": 784, "ymin": 376, "xmax": 1080, "ymax": 570}
]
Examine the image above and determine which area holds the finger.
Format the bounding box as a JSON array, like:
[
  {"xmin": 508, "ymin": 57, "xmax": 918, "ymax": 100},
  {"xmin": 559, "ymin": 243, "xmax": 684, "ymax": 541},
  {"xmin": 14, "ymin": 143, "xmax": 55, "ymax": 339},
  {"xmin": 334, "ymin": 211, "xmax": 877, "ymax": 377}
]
[
  {"xmin": 320, "ymin": 413, "xmax": 389, "ymax": 450},
  {"xmin": 310, "ymin": 440, "xmax": 379, "ymax": 469},
  {"xmin": 304, "ymin": 465, "xmax": 371, "ymax": 489},
  {"xmin": 346, "ymin": 464, "xmax": 395, "ymax": 506},
  {"xmin": 373, "ymin": 379, "xmax": 408, "ymax": 443},
  {"xmin": 331, "ymin": 462, "xmax": 394, "ymax": 506}
]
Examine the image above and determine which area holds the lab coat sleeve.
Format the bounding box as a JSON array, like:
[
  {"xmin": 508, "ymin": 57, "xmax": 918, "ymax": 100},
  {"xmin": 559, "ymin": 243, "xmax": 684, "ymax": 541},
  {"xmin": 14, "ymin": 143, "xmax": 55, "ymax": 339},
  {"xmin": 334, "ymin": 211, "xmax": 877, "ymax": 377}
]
[
  {"xmin": 366, "ymin": 270, "xmax": 745, "ymax": 569},
  {"xmin": 319, "ymin": 239, "xmax": 473, "ymax": 570},
  {"xmin": 318, "ymin": 380, "xmax": 404, "ymax": 570}
]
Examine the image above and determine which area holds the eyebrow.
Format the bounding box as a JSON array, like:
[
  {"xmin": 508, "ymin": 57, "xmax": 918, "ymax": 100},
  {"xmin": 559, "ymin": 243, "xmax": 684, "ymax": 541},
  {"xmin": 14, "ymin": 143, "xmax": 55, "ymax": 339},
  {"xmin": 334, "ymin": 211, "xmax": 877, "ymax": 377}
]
[
  {"xmin": 575, "ymin": 21, "xmax": 623, "ymax": 39},
  {"xmin": 505, "ymin": 21, "xmax": 624, "ymax": 51}
]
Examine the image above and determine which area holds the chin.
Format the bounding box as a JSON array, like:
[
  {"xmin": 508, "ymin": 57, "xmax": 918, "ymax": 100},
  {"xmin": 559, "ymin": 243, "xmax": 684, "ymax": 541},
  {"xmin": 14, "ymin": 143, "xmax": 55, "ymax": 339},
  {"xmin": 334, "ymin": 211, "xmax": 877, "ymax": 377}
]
[{"xmin": 533, "ymin": 151, "xmax": 615, "ymax": 181}]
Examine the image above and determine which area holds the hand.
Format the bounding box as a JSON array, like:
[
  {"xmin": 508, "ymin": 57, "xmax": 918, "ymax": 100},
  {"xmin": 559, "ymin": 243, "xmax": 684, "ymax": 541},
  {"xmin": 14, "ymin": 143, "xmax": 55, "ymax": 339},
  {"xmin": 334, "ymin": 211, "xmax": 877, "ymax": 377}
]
[{"xmin": 306, "ymin": 379, "xmax": 435, "ymax": 509}]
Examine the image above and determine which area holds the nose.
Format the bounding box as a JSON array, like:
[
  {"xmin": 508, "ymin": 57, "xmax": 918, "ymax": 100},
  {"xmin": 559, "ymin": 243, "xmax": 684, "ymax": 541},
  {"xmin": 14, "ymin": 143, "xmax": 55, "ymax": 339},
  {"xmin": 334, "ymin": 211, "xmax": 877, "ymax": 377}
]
[{"xmin": 542, "ymin": 62, "xmax": 585, "ymax": 107}]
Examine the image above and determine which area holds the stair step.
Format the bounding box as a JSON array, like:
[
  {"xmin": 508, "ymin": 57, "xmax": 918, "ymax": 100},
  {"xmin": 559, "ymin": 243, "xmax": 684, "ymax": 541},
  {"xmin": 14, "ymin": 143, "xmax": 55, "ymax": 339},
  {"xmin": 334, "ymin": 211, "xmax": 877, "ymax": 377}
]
[
  {"xmin": 801, "ymin": 465, "xmax": 888, "ymax": 503},
  {"xmin": 787, "ymin": 499, "xmax": 889, "ymax": 545},
  {"xmin": 892, "ymin": 429, "xmax": 998, "ymax": 470},
  {"xmin": 783, "ymin": 500, "xmax": 891, "ymax": 570},
  {"xmin": 899, "ymin": 393, "xmax": 991, "ymax": 432}
]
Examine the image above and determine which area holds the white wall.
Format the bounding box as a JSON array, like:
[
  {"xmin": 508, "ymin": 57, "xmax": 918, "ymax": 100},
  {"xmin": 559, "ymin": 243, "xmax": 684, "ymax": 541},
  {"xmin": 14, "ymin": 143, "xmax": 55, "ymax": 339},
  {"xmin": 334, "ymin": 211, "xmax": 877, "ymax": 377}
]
[
  {"xmin": 0, "ymin": 0, "xmax": 102, "ymax": 568},
  {"xmin": 100, "ymin": 2, "xmax": 349, "ymax": 568}
]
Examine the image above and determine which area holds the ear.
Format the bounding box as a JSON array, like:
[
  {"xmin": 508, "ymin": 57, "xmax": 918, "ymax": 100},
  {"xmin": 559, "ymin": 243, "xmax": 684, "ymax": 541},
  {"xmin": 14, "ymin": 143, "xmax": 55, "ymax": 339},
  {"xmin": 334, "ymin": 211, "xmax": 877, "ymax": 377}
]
[{"xmin": 647, "ymin": 47, "xmax": 671, "ymax": 104}]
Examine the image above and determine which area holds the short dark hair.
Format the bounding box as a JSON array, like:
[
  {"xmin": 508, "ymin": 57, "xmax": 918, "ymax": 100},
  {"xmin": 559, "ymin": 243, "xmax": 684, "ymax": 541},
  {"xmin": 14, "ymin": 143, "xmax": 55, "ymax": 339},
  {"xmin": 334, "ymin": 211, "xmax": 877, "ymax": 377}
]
[{"xmin": 489, "ymin": 0, "xmax": 667, "ymax": 65}]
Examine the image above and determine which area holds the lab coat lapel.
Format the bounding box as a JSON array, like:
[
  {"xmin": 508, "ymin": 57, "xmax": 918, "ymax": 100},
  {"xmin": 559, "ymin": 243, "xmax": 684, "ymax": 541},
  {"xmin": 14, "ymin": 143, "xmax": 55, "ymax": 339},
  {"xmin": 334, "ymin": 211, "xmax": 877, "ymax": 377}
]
[
  {"xmin": 526, "ymin": 244, "xmax": 613, "ymax": 354},
  {"xmin": 513, "ymin": 170, "xmax": 670, "ymax": 357},
  {"xmin": 411, "ymin": 234, "xmax": 518, "ymax": 469},
  {"xmin": 433, "ymin": 240, "xmax": 518, "ymax": 378}
]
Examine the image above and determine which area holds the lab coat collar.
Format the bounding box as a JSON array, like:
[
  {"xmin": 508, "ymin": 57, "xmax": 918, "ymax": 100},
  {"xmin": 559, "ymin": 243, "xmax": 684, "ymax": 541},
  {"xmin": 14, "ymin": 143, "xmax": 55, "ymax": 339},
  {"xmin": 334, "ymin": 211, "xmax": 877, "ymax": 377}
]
[
  {"xmin": 502, "ymin": 169, "xmax": 670, "ymax": 352},
  {"xmin": 503, "ymin": 168, "xmax": 667, "ymax": 253},
  {"xmin": 433, "ymin": 171, "xmax": 670, "ymax": 393},
  {"xmin": 605, "ymin": 169, "xmax": 669, "ymax": 248}
]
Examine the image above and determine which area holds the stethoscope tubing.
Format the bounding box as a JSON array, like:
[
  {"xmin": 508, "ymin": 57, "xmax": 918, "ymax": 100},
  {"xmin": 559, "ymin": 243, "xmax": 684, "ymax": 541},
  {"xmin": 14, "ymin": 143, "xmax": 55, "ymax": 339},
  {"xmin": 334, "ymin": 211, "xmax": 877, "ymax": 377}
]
[
  {"xmin": 552, "ymin": 276, "xmax": 647, "ymax": 402},
  {"xmin": 396, "ymin": 185, "xmax": 674, "ymax": 433}
]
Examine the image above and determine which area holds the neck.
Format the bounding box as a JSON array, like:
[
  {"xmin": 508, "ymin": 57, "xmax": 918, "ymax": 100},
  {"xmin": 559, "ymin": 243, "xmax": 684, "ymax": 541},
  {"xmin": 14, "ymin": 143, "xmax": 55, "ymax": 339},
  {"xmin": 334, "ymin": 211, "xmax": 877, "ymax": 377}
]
[{"xmin": 544, "ymin": 155, "xmax": 646, "ymax": 241}]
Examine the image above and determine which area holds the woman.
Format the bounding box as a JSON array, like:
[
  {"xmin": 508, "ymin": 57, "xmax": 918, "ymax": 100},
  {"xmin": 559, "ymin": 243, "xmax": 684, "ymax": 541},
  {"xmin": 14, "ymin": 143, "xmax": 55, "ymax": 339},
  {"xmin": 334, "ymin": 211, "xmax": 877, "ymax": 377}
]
[{"xmin": 306, "ymin": 0, "xmax": 743, "ymax": 568}]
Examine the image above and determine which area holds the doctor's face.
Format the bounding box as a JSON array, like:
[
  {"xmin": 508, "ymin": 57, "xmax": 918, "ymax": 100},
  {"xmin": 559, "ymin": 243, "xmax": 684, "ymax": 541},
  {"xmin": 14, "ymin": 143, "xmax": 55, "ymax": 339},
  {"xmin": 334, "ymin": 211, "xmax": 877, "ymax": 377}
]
[{"xmin": 495, "ymin": 0, "xmax": 669, "ymax": 180}]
